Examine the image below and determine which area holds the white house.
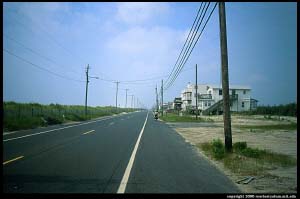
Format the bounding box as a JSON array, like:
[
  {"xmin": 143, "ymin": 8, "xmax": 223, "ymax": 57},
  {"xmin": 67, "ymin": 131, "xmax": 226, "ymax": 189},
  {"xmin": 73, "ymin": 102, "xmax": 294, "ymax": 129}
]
[{"xmin": 181, "ymin": 83, "xmax": 258, "ymax": 114}]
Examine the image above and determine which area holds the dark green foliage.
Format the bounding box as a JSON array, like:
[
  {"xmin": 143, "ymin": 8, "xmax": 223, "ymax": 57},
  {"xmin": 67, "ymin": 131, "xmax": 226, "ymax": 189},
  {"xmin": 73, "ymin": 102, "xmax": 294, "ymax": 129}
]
[
  {"xmin": 241, "ymin": 103, "xmax": 297, "ymax": 117},
  {"xmin": 3, "ymin": 117, "xmax": 46, "ymax": 131},
  {"xmin": 160, "ymin": 113, "xmax": 209, "ymax": 122},
  {"xmin": 239, "ymin": 147, "xmax": 267, "ymax": 158},
  {"xmin": 3, "ymin": 101, "xmax": 137, "ymax": 131},
  {"xmin": 211, "ymin": 139, "xmax": 225, "ymax": 159},
  {"xmin": 44, "ymin": 116, "xmax": 63, "ymax": 125},
  {"xmin": 65, "ymin": 113, "xmax": 87, "ymax": 121},
  {"xmin": 233, "ymin": 142, "xmax": 247, "ymax": 152}
]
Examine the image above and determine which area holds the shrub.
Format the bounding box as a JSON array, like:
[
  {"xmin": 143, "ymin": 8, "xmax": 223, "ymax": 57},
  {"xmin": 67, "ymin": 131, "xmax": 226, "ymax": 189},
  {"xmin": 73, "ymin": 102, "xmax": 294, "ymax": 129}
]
[
  {"xmin": 240, "ymin": 147, "xmax": 267, "ymax": 158},
  {"xmin": 233, "ymin": 142, "xmax": 247, "ymax": 152},
  {"xmin": 65, "ymin": 113, "xmax": 87, "ymax": 121},
  {"xmin": 45, "ymin": 116, "xmax": 63, "ymax": 125},
  {"xmin": 3, "ymin": 117, "xmax": 45, "ymax": 131},
  {"xmin": 211, "ymin": 139, "xmax": 225, "ymax": 159}
]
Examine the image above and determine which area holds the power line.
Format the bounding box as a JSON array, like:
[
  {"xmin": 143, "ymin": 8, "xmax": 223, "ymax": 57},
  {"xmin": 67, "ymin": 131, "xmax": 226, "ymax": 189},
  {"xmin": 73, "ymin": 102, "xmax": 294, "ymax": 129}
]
[
  {"xmin": 164, "ymin": 3, "xmax": 207, "ymax": 90},
  {"xmin": 3, "ymin": 5, "xmax": 87, "ymax": 67},
  {"xmin": 165, "ymin": 2, "xmax": 203, "ymax": 85},
  {"xmin": 3, "ymin": 48, "xmax": 85, "ymax": 83},
  {"xmin": 98, "ymin": 66, "xmax": 194, "ymax": 85},
  {"xmin": 165, "ymin": 3, "xmax": 210, "ymax": 90},
  {"xmin": 120, "ymin": 74, "xmax": 169, "ymax": 83},
  {"xmin": 164, "ymin": 3, "xmax": 218, "ymax": 90},
  {"xmin": 166, "ymin": 3, "xmax": 217, "ymax": 90},
  {"xmin": 4, "ymin": 33, "xmax": 84, "ymax": 77},
  {"xmin": 4, "ymin": 5, "xmax": 118, "ymax": 83}
]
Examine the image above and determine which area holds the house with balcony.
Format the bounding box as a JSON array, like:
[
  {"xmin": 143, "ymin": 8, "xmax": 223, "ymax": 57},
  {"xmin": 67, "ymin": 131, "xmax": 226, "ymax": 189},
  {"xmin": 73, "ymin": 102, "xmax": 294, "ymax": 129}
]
[{"xmin": 181, "ymin": 83, "xmax": 258, "ymax": 115}]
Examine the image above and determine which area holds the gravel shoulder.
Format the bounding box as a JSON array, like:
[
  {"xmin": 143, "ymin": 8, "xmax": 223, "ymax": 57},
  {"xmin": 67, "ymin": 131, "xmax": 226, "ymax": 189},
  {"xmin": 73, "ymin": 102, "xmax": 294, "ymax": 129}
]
[{"xmin": 166, "ymin": 115, "xmax": 297, "ymax": 193}]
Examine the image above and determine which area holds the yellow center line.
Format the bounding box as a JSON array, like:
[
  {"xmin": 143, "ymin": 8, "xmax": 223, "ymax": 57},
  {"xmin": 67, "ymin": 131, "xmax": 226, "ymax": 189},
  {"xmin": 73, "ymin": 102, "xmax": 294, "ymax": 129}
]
[
  {"xmin": 82, "ymin": 130, "xmax": 95, "ymax": 135},
  {"xmin": 3, "ymin": 156, "xmax": 24, "ymax": 165}
]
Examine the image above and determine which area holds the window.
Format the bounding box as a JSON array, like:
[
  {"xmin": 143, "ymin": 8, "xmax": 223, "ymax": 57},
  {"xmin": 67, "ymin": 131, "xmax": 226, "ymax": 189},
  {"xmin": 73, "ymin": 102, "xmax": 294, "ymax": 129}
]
[
  {"xmin": 243, "ymin": 90, "xmax": 246, "ymax": 95},
  {"xmin": 232, "ymin": 89, "xmax": 235, "ymax": 96},
  {"xmin": 242, "ymin": 102, "xmax": 244, "ymax": 108},
  {"xmin": 205, "ymin": 102, "xmax": 207, "ymax": 107},
  {"xmin": 208, "ymin": 102, "xmax": 211, "ymax": 106},
  {"xmin": 219, "ymin": 89, "xmax": 222, "ymax": 95}
]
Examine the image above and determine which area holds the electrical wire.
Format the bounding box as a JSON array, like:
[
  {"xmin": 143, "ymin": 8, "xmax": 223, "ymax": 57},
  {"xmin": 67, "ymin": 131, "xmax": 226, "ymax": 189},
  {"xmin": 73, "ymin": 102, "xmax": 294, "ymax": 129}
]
[
  {"xmin": 4, "ymin": 34, "xmax": 84, "ymax": 77},
  {"xmin": 164, "ymin": 2, "xmax": 218, "ymax": 91},
  {"xmin": 164, "ymin": 2, "xmax": 203, "ymax": 85},
  {"xmin": 164, "ymin": 2, "xmax": 210, "ymax": 90},
  {"xmin": 4, "ymin": 48, "xmax": 85, "ymax": 83},
  {"xmin": 3, "ymin": 5, "xmax": 87, "ymax": 67},
  {"xmin": 164, "ymin": 2, "xmax": 208, "ymax": 90}
]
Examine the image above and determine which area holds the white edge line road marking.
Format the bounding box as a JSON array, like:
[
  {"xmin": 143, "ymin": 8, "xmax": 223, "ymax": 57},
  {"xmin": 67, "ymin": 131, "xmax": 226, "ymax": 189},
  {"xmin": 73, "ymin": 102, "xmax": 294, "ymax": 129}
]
[
  {"xmin": 117, "ymin": 111, "xmax": 149, "ymax": 194},
  {"xmin": 82, "ymin": 130, "xmax": 95, "ymax": 135},
  {"xmin": 3, "ymin": 114, "xmax": 121, "ymax": 142},
  {"xmin": 3, "ymin": 156, "xmax": 24, "ymax": 165},
  {"xmin": 3, "ymin": 131, "xmax": 18, "ymax": 135}
]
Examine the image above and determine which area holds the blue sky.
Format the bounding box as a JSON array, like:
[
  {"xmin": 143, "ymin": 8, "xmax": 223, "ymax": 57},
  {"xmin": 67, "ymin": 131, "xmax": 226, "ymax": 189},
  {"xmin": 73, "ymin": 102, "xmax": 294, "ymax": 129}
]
[{"xmin": 3, "ymin": 2, "xmax": 297, "ymax": 108}]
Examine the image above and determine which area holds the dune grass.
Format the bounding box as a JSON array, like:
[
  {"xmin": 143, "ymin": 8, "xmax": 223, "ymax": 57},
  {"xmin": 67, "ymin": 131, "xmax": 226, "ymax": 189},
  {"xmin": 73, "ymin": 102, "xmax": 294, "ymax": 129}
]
[{"xmin": 197, "ymin": 140, "xmax": 296, "ymax": 176}]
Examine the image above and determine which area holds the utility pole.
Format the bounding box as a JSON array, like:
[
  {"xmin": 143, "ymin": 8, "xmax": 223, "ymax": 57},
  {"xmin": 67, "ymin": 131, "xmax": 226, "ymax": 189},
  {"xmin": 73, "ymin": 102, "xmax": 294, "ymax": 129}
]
[
  {"xmin": 219, "ymin": 2, "xmax": 232, "ymax": 152},
  {"xmin": 161, "ymin": 79, "xmax": 163, "ymax": 117},
  {"xmin": 195, "ymin": 64, "xmax": 198, "ymax": 120},
  {"xmin": 132, "ymin": 95, "xmax": 134, "ymax": 109},
  {"xmin": 84, "ymin": 64, "xmax": 99, "ymax": 118},
  {"xmin": 115, "ymin": 81, "xmax": 120, "ymax": 111},
  {"xmin": 85, "ymin": 64, "xmax": 89, "ymax": 118},
  {"xmin": 135, "ymin": 97, "xmax": 137, "ymax": 109},
  {"xmin": 125, "ymin": 89, "xmax": 129, "ymax": 108},
  {"xmin": 155, "ymin": 85, "xmax": 158, "ymax": 112}
]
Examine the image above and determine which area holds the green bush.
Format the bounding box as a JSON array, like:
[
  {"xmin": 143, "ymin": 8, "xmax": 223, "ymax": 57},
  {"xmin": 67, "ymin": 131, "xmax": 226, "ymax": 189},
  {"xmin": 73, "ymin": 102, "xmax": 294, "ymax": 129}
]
[
  {"xmin": 3, "ymin": 101, "xmax": 137, "ymax": 131},
  {"xmin": 233, "ymin": 142, "xmax": 247, "ymax": 152},
  {"xmin": 45, "ymin": 116, "xmax": 63, "ymax": 125},
  {"xmin": 211, "ymin": 139, "xmax": 225, "ymax": 159},
  {"xmin": 240, "ymin": 147, "xmax": 267, "ymax": 158},
  {"xmin": 65, "ymin": 113, "xmax": 87, "ymax": 121},
  {"xmin": 3, "ymin": 117, "xmax": 45, "ymax": 131}
]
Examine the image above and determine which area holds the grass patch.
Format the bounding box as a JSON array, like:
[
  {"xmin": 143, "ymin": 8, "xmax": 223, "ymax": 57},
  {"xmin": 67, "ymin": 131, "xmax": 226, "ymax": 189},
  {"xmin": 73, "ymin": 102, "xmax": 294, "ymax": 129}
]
[
  {"xmin": 197, "ymin": 141, "xmax": 296, "ymax": 176},
  {"xmin": 3, "ymin": 101, "xmax": 138, "ymax": 131},
  {"xmin": 236, "ymin": 123, "xmax": 297, "ymax": 131},
  {"xmin": 3, "ymin": 117, "xmax": 47, "ymax": 131},
  {"xmin": 160, "ymin": 113, "xmax": 213, "ymax": 123}
]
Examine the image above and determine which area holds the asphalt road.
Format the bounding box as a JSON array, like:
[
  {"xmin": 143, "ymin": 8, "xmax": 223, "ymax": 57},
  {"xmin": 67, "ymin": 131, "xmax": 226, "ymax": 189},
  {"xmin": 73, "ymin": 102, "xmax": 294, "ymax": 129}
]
[{"xmin": 3, "ymin": 110, "xmax": 240, "ymax": 193}]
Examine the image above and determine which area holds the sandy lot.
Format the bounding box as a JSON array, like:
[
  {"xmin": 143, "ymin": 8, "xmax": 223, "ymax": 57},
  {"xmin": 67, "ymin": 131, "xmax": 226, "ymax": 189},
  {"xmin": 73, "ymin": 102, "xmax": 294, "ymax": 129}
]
[{"xmin": 166, "ymin": 115, "xmax": 297, "ymax": 193}]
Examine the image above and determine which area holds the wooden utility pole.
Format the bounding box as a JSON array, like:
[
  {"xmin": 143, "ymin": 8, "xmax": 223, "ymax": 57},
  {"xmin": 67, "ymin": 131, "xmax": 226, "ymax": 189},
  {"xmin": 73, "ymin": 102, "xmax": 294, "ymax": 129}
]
[
  {"xmin": 125, "ymin": 89, "xmax": 129, "ymax": 108},
  {"xmin": 195, "ymin": 64, "xmax": 198, "ymax": 120},
  {"xmin": 161, "ymin": 79, "xmax": 163, "ymax": 116},
  {"xmin": 85, "ymin": 64, "xmax": 89, "ymax": 118},
  {"xmin": 219, "ymin": 2, "xmax": 232, "ymax": 152},
  {"xmin": 155, "ymin": 85, "xmax": 159, "ymax": 112},
  {"xmin": 132, "ymin": 95, "xmax": 134, "ymax": 108}
]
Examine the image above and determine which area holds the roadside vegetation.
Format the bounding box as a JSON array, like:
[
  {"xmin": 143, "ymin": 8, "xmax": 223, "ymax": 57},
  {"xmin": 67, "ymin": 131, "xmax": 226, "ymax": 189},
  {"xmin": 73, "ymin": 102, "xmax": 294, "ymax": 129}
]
[
  {"xmin": 238, "ymin": 103, "xmax": 297, "ymax": 117},
  {"xmin": 235, "ymin": 123, "xmax": 297, "ymax": 131},
  {"xmin": 3, "ymin": 101, "xmax": 137, "ymax": 131},
  {"xmin": 197, "ymin": 139, "xmax": 296, "ymax": 176},
  {"xmin": 160, "ymin": 113, "xmax": 213, "ymax": 123}
]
